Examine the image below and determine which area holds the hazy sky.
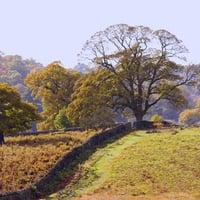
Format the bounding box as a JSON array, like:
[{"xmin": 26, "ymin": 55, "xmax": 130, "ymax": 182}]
[{"xmin": 0, "ymin": 0, "xmax": 199, "ymax": 67}]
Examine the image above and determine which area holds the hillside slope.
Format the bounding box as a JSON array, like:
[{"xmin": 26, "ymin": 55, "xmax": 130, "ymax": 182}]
[{"xmin": 51, "ymin": 128, "xmax": 200, "ymax": 200}]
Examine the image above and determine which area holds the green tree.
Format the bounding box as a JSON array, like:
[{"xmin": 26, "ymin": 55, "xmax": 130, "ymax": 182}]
[
  {"xmin": 25, "ymin": 61, "xmax": 80, "ymax": 130},
  {"xmin": 0, "ymin": 83, "xmax": 40, "ymax": 143},
  {"xmin": 66, "ymin": 68, "xmax": 115, "ymax": 129},
  {"xmin": 80, "ymin": 24, "xmax": 197, "ymax": 122},
  {"xmin": 53, "ymin": 107, "xmax": 71, "ymax": 129}
]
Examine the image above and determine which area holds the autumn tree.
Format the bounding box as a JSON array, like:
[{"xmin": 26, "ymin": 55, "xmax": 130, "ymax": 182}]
[
  {"xmin": 25, "ymin": 61, "xmax": 80, "ymax": 130},
  {"xmin": 80, "ymin": 24, "xmax": 198, "ymax": 122},
  {"xmin": 66, "ymin": 68, "xmax": 115, "ymax": 129},
  {"xmin": 0, "ymin": 83, "xmax": 40, "ymax": 144},
  {"xmin": 150, "ymin": 114, "xmax": 163, "ymax": 123},
  {"xmin": 179, "ymin": 99, "xmax": 200, "ymax": 126}
]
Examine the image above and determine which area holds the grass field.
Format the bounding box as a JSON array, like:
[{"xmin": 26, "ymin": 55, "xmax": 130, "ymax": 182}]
[
  {"xmin": 53, "ymin": 128, "xmax": 200, "ymax": 200},
  {"xmin": 0, "ymin": 130, "xmax": 97, "ymax": 193}
]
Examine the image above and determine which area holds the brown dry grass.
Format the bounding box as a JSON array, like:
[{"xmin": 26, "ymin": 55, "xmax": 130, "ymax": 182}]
[{"xmin": 0, "ymin": 130, "xmax": 97, "ymax": 193}]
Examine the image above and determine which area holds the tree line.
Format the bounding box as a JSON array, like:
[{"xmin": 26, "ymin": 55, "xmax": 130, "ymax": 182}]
[{"xmin": 1, "ymin": 24, "xmax": 200, "ymax": 142}]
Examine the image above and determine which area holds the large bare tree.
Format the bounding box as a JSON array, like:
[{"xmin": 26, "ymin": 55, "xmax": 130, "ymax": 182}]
[{"xmin": 80, "ymin": 24, "xmax": 197, "ymax": 121}]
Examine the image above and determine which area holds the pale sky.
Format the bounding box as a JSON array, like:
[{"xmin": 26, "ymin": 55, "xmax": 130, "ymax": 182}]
[{"xmin": 0, "ymin": 0, "xmax": 199, "ymax": 67}]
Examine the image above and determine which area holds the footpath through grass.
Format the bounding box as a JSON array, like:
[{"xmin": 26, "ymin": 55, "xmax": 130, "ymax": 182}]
[{"xmin": 53, "ymin": 128, "xmax": 200, "ymax": 200}]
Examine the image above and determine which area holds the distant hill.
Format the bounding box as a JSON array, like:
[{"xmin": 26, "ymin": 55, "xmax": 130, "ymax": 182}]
[
  {"xmin": 74, "ymin": 63, "xmax": 91, "ymax": 74},
  {"xmin": 0, "ymin": 53, "xmax": 43, "ymax": 101}
]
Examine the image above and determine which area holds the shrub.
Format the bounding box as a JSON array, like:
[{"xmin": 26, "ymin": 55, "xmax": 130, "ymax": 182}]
[{"xmin": 150, "ymin": 114, "xmax": 163, "ymax": 123}]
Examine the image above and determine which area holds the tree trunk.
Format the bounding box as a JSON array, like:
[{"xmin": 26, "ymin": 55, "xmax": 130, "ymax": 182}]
[
  {"xmin": 134, "ymin": 111, "xmax": 144, "ymax": 122},
  {"xmin": 0, "ymin": 131, "xmax": 5, "ymax": 145},
  {"xmin": 133, "ymin": 111, "xmax": 154, "ymax": 130}
]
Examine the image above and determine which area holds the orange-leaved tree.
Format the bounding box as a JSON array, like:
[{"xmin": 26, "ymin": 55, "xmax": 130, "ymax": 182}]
[
  {"xmin": 25, "ymin": 61, "xmax": 80, "ymax": 130},
  {"xmin": 66, "ymin": 67, "xmax": 115, "ymax": 130},
  {"xmin": 179, "ymin": 99, "xmax": 200, "ymax": 126}
]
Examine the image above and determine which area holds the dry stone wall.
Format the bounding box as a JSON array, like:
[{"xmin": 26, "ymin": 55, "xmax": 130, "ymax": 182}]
[{"xmin": 0, "ymin": 123, "xmax": 132, "ymax": 200}]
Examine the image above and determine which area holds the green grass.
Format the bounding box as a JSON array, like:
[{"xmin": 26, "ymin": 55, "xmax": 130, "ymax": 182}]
[
  {"xmin": 72, "ymin": 132, "xmax": 145, "ymax": 193},
  {"xmin": 55, "ymin": 128, "xmax": 200, "ymax": 199},
  {"xmin": 109, "ymin": 129, "xmax": 200, "ymax": 196}
]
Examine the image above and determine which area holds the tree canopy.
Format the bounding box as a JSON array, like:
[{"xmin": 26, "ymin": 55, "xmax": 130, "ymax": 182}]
[
  {"xmin": 66, "ymin": 68, "xmax": 115, "ymax": 129},
  {"xmin": 25, "ymin": 61, "xmax": 80, "ymax": 130},
  {"xmin": 179, "ymin": 99, "xmax": 200, "ymax": 126},
  {"xmin": 0, "ymin": 83, "xmax": 40, "ymax": 134},
  {"xmin": 80, "ymin": 24, "xmax": 198, "ymax": 121}
]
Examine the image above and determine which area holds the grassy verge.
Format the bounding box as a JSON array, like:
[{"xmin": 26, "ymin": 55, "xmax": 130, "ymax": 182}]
[
  {"xmin": 53, "ymin": 131, "xmax": 146, "ymax": 199},
  {"xmin": 54, "ymin": 128, "xmax": 200, "ymax": 199}
]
